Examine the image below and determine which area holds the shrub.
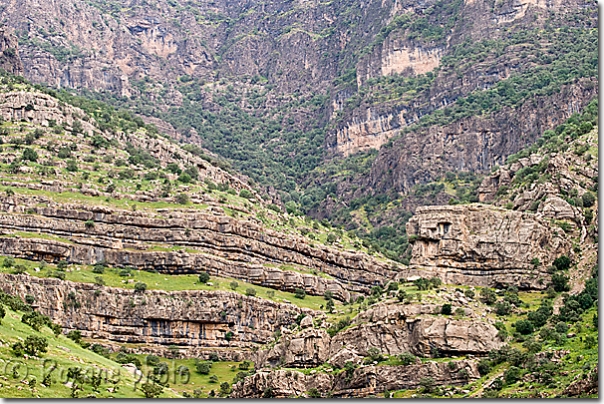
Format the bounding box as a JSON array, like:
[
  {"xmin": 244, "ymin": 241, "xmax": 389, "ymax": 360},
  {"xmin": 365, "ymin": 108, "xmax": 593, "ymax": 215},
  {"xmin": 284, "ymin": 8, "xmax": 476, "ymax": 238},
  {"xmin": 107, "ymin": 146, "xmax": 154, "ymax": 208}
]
[
  {"xmin": 504, "ymin": 366, "xmax": 521, "ymax": 385},
  {"xmin": 22, "ymin": 148, "xmax": 38, "ymax": 162},
  {"xmin": 553, "ymin": 255, "xmax": 571, "ymax": 271},
  {"xmin": 176, "ymin": 193, "xmax": 190, "ymax": 205},
  {"xmin": 84, "ymin": 219, "xmax": 95, "ymax": 229},
  {"xmin": 478, "ymin": 359, "xmax": 492, "ymax": 376},
  {"xmin": 141, "ymin": 382, "xmax": 163, "ymax": 398},
  {"xmin": 2, "ymin": 257, "xmax": 15, "ymax": 268},
  {"xmin": 220, "ymin": 381, "xmax": 232, "ymax": 396},
  {"xmin": 229, "ymin": 281, "xmax": 238, "ymax": 290},
  {"xmin": 239, "ymin": 189, "xmax": 252, "ymax": 199},
  {"xmin": 239, "ymin": 360, "xmax": 252, "ymax": 371},
  {"xmin": 19, "ymin": 335, "xmax": 48, "ymax": 356},
  {"xmin": 441, "ymin": 304, "xmax": 452, "ymax": 315},
  {"xmin": 514, "ymin": 320, "xmax": 534, "ymax": 335},
  {"xmin": 480, "ymin": 288, "xmax": 497, "ymax": 305},
  {"xmin": 307, "ymin": 388, "xmax": 321, "ymax": 398},
  {"xmin": 134, "ymin": 282, "xmax": 147, "ymax": 292},
  {"xmin": 67, "ymin": 330, "xmax": 83, "ymax": 344},
  {"xmin": 92, "ymin": 263, "xmax": 105, "ymax": 274},
  {"xmin": 66, "ymin": 159, "xmax": 78, "ymax": 172},
  {"xmin": 245, "ymin": 288, "xmax": 256, "ymax": 297},
  {"xmin": 22, "ymin": 311, "xmax": 50, "ymax": 331},
  {"xmin": 398, "ymin": 352, "xmax": 416, "ymax": 365},
  {"xmin": 178, "ymin": 172, "xmax": 192, "ymax": 183},
  {"xmin": 198, "ymin": 272, "xmax": 210, "ymax": 284},
  {"xmin": 582, "ymin": 192, "xmax": 595, "ymax": 208},
  {"xmin": 0, "ymin": 305, "xmax": 5, "ymax": 324},
  {"xmin": 495, "ymin": 300, "xmax": 512, "ymax": 316},
  {"xmin": 294, "ymin": 288, "xmax": 306, "ymax": 299},
  {"xmin": 551, "ymin": 273, "xmax": 570, "ymax": 292},
  {"xmin": 196, "ymin": 361, "xmax": 212, "ymax": 375},
  {"xmin": 209, "ymin": 375, "xmax": 219, "ymax": 383},
  {"xmin": 57, "ymin": 260, "xmax": 68, "ymax": 270},
  {"xmin": 225, "ymin": 331, "xmax": 234, "ymax": 341}
]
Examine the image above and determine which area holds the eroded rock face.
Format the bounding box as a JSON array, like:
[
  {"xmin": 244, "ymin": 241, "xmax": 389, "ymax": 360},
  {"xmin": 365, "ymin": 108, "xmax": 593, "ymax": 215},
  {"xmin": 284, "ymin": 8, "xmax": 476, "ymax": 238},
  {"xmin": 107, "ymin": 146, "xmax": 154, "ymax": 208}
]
[
  {"xmin": 405, "ymin": 204, "xmax": 570, "ymax": 289},
  {"xmin": 232, "ymin": 360, "xmax": 480, "ymax": 398},
  {"xmin": 0, "ymin": 273, "xmax": 318, "ymax": 357},
  {"xmin": 254, "ymin": 303, "xmax": 503, "ymax": 369},
  {"xmin": 0, "ymin": 193, "xmax": 400, "ymax": 301},
  {"xmin": 0, "ymin": 27, "xmax": 23, "ymax": 76}
]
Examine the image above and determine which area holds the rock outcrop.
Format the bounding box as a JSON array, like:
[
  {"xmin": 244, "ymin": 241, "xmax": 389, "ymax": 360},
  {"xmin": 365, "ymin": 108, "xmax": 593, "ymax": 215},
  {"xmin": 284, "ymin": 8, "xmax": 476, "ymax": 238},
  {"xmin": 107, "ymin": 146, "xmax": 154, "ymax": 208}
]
[
  {"xmin": 0, "ymin": 273, "xmax": 319, "ymax": 358},
  {"xmin": 405, "ymin": 204, "xmax": 570, "ymax": 289},
  {"xmin": 254, "ymin": 302, "xmax": 503, "ymax": 369},
  {"xmin": 232, "ymin": 360, "xmax": 480, "ymax": 398},
  {"xmin": 0, "ymin": 193, "xmax": 400, "ymax": 300},
  {"xmin": 0, "ymin": 27, "xmax": 23, "ymax": 76}
]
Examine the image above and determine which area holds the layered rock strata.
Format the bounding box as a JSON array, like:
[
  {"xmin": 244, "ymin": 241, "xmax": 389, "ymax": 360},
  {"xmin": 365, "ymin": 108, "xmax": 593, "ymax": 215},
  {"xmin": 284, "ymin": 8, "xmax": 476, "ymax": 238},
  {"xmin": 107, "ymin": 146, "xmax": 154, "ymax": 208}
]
[
  {"xmin": 405, "ymin": 204, "xmax": 570, "ymax": 289},
  {"xmin": 254, "ymin": 303, "xmax": 503, "ymax": 369},
  {"xmin": 0, "ymin": 194, "xmax": 400, "ymax": 300},
  {"xmin": 231, "ymin": 360, "xmax": 480, "ymax": 398},
  {"xmin": 0, "ymin": 273, "xmax": 318, "ymax": 357}
]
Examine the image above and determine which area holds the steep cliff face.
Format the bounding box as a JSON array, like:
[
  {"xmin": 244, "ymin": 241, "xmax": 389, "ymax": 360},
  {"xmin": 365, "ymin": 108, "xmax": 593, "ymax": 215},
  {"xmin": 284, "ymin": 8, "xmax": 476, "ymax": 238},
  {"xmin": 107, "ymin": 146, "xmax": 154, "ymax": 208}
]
[
  {"xmin": 0, "ymin": 273, "xmax": 318, "ymax": 358},
  {"xmin": 0, "ymin": 27, "xmax": 23, "ymax": 76},
  {"xmin": 364, "ymin": 80, "xmax": 597, "ymax": 194},
  {"xmin": 405, "ymin": 205, "xmax": 569, "ymax": 289}
]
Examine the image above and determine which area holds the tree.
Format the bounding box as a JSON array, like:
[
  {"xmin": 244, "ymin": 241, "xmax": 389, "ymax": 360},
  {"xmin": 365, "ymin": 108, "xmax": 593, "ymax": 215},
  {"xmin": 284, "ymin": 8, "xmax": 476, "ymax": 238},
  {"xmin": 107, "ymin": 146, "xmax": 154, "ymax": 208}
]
[
  {"xmin": 582, "ymin": 192, "xmax": 595, "ymax": 208},
  {"xmin": 57, "ymin": 260, "xmax": 69, "ymax": 270},
  {"xmin": 198, "ymin": 272, "xmax": 210, "ymax": 284},
  {"xmin": 229, "ymin": 281, "xmax": 238, "ymax": 290},
  {"xmin": 397, "ymin": 289, "xmax": 407, "ymax": 302},
  {"xmin": 514, "ymin": 319, "xmax": 534, "ymax": 335},
  {"xmin": 0, "ymin": 305, "xmax": 5, "ymax": 325},
  {"xmin": 239, "ymin": 189, "xmax": 252, "ymax": 199},
  {"xmin": 441, "ymin": 304, "xmax": 452, "ymax": 315},
  {"xmin": 141, "ymin": 382, "xmax": 163, "ymax": 398},
  {"xmin": 551, "ymin": 273, "xmax": 570, "ymax": 292},
  {"xmin": 553, "ymin": 255, "xmax": 571, "ymax": 271},
  {"xmin": 480, "ymin": 288, "xmax": 497, "ymax": 305},
  {"xmin": 66, "ymin": 159, "xmax": 78, "ymax": 172},
  {"xmin": 245, "ymin": 288, "xmax": 256, "ymax": 297},
  {"xmin": 294, "ymin": 288, "xmax": 306, "ymax": 299},
  {"xmin": 22, "ymin": 148, "xmax": 38, "ymax": 162},
  {"xmin": 196, "ymin": 361, "xmax": 211, "ymax": 375},
  {"xmin": 478, "ymin": 359, "xmax": 492, "ymax": 376}
]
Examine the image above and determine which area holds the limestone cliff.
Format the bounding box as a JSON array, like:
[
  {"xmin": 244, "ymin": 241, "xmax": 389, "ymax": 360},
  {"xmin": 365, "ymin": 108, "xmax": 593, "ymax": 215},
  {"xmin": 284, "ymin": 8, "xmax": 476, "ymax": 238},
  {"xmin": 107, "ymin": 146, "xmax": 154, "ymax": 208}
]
[
  {"xmin": 0, "ymin": 27, "xmax": 23, "ymax": 76},
  {"xmin": 405, "ymin": 204, "xmax": 570, "ymax": 289}
]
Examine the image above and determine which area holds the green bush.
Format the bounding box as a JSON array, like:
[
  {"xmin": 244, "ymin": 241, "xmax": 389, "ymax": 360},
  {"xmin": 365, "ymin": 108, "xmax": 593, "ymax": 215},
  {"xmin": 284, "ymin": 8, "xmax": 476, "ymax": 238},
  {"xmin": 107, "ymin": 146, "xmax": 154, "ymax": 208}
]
[
  {"xmin": 582, "ymin": 192, "xmax": 595, "ymax": 208},
  {"xmin": 22, "ymin": 148, "xmax": 38, "ymax": 162},
  {"xmin": 441, "ymin": 304, "xmax": 452, "ymax": 315},
  {"xmin": 195, "ymin": 361, "xmax": 212, "ymax": 375},
  {"xmin": 245, "ymin": 288, "xmax": 256, "ymax": 297},
  {"xmin": 514, "ymin": 319, "xmax": 534, "ymax": 335},
  {"xmin": 134, "ymin": 282, "xmax": 147, "ymax": 292},
  {"xmin": 294, "ymin": 288, "xmax": 306, "ymax": 299},
  {"xmin": 198, "ymin": 272, "xmax": 210, "ymax": 284}
]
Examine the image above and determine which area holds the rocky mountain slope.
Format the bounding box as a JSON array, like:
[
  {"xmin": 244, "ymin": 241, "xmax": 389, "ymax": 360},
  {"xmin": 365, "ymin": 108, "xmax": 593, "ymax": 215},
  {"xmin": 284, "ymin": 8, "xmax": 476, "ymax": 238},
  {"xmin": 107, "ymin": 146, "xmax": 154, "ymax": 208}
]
[{"xmin": 0, "ymin": 1, "xmax": 598, "ymax": 399}]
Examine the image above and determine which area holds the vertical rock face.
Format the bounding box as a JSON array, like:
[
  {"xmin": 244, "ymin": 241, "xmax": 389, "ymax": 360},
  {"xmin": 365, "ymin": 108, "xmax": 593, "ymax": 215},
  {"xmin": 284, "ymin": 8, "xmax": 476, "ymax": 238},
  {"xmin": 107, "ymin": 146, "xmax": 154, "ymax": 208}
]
[
  {"xmin": 405, "ymin": 204, "xmax": 570, "ymax": 289},
  {"xmin": 0, "ymin": 273, "xmax": 318, "ymax": 357},
  {"xmin": 0, "ymin": 27, "xmax": 23, "ymax": 76},
  {"xmin": 362, "ymin": 80, "xmax": 597, "ymax": 195}
]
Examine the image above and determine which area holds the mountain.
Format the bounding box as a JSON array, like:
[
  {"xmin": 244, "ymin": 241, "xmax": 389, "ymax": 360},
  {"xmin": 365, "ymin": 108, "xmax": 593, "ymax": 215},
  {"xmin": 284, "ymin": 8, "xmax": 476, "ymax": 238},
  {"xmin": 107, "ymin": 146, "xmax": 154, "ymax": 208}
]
[{"xmin": 0, "ymin": 0, "xmax": 598, "ymax": 399}]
